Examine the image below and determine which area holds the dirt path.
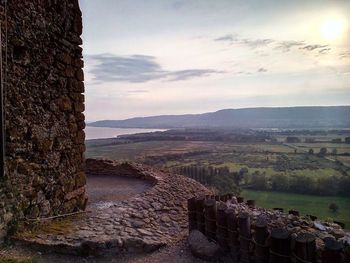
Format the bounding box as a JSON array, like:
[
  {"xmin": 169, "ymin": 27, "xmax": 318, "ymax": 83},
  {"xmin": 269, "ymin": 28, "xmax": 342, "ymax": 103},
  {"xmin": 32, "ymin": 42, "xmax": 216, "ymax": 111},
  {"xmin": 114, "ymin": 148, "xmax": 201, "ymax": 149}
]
[{"xmin": 1, "ymin": 236, "xmax": 208, "ymax": 263}]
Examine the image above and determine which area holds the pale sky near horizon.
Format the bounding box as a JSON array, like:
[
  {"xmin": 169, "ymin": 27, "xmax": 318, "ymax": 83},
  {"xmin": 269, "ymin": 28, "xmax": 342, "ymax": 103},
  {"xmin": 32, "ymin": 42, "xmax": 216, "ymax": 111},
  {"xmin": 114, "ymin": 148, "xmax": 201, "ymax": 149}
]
[{"xmin": 79, "ymin": 0, "xmax": 350, "ymax": 121}]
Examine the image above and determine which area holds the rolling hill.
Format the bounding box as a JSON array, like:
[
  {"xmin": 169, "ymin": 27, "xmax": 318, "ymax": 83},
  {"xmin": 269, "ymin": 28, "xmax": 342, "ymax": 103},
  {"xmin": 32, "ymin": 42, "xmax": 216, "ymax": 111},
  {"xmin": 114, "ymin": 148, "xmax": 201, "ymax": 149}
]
[{"xmin": 88, "ymin": 106, "xmax": 350, "ymax": 129}]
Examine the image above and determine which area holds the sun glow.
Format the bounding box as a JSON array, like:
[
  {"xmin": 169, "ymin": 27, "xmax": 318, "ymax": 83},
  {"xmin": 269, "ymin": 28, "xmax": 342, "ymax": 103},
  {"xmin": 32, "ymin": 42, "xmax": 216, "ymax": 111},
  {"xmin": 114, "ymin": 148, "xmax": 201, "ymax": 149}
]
[{"xmin": 320, "ymin": 17, "xmax": 347, "ymax": 41}]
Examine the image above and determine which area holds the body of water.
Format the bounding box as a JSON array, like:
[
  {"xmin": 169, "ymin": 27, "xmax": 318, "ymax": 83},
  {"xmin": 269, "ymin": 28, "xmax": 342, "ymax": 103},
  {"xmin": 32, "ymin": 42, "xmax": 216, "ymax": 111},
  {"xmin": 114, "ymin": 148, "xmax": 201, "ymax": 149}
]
[{"xmin": 85, "ymin": 127, "xmax": 167, "ymax": 140}]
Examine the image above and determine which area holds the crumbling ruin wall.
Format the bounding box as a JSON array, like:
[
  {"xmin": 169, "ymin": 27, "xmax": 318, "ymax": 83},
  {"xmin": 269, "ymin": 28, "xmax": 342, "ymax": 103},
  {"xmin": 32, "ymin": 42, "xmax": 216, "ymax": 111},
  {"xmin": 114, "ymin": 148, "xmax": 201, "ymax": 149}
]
[{"xmin": 0, "ymin": 0, "xmax": 86, "ymax": 240}]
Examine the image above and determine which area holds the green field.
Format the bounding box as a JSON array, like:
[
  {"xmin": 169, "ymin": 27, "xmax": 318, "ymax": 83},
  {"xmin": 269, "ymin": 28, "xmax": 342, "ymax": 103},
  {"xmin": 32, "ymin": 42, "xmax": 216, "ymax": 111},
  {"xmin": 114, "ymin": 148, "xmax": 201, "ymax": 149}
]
[
  {"xmin": 338, "ymin": 156, "xmax": 350, "ymax": 166},
  {"xmin": 86, "ymin": 140, "xmax": 211, "ymax": 160},
  {"xmin": 241, "ymin": 189, "xmax": 350, "ymax": 228},
  {"xmin": 275, "ymin": 134, "xmax": 350, "ymax": 143},
  {"xmin": 86, "ymin": 136, "xmax": 350, "ymax": 228},
  {"xmin": 291, "ymin": 143, "xmax": 350, "ymax": 154},
  {"xmin": 86, "ymin": 141, "xmax": 295, "ymax": 161}
]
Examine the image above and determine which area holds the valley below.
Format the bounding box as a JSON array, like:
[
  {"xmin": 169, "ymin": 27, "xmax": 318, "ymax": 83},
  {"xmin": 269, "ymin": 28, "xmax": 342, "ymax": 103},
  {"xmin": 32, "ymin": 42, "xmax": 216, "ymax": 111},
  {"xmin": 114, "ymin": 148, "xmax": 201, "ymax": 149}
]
[{"xmin": 86, "ymin": 128, "xmax": 350, "ymax": 228}]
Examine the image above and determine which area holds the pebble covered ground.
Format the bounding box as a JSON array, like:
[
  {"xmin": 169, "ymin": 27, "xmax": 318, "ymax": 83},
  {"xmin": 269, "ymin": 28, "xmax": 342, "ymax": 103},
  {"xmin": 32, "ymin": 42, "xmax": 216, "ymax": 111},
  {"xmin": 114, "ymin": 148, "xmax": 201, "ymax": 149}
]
[{"xmin": 12, "ymin": 159, "xmax": 211, "ymax": 256}]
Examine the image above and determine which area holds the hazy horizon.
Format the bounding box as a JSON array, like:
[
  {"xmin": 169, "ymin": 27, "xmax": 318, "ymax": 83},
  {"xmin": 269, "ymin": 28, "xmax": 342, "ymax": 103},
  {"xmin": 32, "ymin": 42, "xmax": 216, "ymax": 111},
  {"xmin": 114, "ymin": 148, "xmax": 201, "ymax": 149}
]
[
  {"xmin": 80, "ymin": 0, "xmax": 350, "ymax": 122},
  {"xmin": 87, "ymin": 104, "xmax": 350, "ymax": 122}
]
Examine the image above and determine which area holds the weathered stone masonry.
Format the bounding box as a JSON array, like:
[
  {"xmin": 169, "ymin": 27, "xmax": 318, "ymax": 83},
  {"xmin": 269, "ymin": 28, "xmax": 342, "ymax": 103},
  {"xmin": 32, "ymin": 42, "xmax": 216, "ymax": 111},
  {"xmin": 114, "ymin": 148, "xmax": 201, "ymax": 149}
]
[{"xmin": 0, "ymin": 0, "xmax": 86, "ymax": 240}]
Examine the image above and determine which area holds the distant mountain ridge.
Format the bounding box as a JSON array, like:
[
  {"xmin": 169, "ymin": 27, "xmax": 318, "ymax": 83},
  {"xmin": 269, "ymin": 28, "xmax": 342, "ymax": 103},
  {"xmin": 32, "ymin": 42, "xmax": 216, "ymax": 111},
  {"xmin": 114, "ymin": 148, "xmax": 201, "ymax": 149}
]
[{"xmin": 88, "ymin": 106, "xmax": 350, "ymax": 129}]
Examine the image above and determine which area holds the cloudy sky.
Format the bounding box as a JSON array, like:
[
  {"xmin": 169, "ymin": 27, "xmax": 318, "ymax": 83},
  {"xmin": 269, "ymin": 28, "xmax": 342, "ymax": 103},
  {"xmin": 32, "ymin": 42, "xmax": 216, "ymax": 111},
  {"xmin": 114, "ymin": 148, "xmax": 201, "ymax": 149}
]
[{"xmin": 79, "ymin": 0, "xmax": 350, "ymax": 121}]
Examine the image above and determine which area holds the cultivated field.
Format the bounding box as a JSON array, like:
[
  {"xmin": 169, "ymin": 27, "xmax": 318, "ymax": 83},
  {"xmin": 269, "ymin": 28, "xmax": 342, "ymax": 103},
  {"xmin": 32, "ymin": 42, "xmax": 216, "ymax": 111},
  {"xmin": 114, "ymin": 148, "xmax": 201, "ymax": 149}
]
[
  {"xmin": 291, "ymin": 143, "xmax": 350, "ymax": 154},
  {"xmin": 242, "ymin": 190, "xmax": 350, "ymax": 228},
  {"xmin": 86, "ymin": 129, "xmax": 350, "ymax": 227}
]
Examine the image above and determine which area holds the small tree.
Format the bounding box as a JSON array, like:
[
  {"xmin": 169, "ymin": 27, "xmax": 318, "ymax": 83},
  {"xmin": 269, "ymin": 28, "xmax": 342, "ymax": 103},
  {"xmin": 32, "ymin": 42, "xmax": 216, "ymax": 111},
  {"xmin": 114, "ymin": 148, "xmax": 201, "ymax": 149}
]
[
  {"xmin": 308, "ymin": 148, "xmax": 314, "ymax": 155},
  {"xmin": 332, "ymin": 148, "xmax": 337, "ymax": 155},
  {"xmin": 329, "ymin": 203, "xmax": 339, "ymax": 213},
  {"xmin": 212, "ymin": 174, "xmax": 240, "ymax": 195},
  {"xmin": 319, "ymin": 147, "xmax": 327, "ymax": 156}
]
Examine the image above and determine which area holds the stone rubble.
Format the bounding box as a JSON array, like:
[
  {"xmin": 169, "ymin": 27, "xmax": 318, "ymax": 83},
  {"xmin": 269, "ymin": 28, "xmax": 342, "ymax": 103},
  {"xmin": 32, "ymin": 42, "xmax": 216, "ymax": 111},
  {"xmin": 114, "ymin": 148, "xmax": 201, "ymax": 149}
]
[{"xmin": 188, "ymin": 230, "xmax": 222, "ymax": 261}]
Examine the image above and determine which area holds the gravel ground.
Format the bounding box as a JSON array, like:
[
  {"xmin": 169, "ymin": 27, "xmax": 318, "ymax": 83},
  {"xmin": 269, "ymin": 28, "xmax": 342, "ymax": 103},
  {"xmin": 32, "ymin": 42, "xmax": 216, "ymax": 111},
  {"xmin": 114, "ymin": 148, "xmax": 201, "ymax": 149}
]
[{"xmin": 0, "ymin": 235, "xmax": 209, "ymax": 263}]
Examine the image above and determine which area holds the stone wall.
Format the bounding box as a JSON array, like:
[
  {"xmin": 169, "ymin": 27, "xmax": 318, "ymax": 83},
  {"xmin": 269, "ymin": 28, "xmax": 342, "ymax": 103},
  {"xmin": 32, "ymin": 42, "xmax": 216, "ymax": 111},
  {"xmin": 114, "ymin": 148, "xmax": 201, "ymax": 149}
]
[
  {"xmin": 0, "ymin": 0, "xmax": 86, "ymax": 240},
  {"xmin": 86, "ymin": 159, "xmax": 158, "ymax": 183}
]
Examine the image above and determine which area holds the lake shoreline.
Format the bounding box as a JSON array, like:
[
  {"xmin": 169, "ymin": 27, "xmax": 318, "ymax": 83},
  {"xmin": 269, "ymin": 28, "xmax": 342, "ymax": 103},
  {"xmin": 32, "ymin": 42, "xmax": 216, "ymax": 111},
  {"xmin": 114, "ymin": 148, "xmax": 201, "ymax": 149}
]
[{"xmin": 84, "ymin": 127, "xmax": 167, "ymax": 140}]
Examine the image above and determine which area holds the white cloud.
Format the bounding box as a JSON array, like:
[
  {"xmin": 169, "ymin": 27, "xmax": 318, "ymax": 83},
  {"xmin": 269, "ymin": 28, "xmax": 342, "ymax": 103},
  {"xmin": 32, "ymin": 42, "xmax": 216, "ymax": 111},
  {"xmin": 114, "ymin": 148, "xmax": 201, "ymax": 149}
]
[{"xmin": 80, "ymin": 0, "xmax": 350, "ymax": 120}]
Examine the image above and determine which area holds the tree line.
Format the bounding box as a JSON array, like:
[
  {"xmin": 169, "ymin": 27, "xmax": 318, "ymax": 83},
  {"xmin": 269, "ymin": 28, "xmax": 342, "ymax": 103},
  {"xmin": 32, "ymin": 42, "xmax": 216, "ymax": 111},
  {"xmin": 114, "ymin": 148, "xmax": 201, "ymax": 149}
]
[
  {"xmin": 172, "ymin": 165, "xmax": 245, "ymax": 195},
  {"xmin": 246, "ymin": 171, "xmax": 350, "ymax": 197},
  {"xmin": 174, "ymin": 164, "xmax": 350, "ymax": 197}
]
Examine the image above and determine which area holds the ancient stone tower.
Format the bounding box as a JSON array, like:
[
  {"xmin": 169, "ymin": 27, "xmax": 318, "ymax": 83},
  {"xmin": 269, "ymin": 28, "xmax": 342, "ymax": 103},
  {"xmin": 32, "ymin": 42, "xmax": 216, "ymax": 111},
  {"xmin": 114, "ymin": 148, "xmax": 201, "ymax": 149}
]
[{"xmin": 0, "ymin": 0, "xmax": 86, "ymax": 240}]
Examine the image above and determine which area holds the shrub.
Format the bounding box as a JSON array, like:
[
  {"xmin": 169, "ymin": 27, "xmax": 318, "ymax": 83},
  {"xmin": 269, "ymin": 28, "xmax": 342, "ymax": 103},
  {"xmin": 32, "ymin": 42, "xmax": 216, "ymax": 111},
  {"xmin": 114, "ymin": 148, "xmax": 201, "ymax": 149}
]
[{"xmin": 329, "ymin": 203, "xmax": 339, "ymax": 213}]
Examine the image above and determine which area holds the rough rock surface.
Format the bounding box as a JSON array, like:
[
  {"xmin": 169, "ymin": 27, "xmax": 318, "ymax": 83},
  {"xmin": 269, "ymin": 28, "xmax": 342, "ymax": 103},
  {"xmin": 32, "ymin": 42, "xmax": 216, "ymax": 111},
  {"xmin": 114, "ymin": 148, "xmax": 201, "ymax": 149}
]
[
  {"xmin": 0, "ymin": 235, "xmax": 209, "ymax": 263},
  {"xmin": 13, "ymin": 159, "xmax": 212, "ymax": 255},
  {"xmin": 0, "ymin": 0, "xmax": 86, "ymax": 241},
  {"xmin": 188, "ymin": 230, "xmax": 221, "ymax": 261}
]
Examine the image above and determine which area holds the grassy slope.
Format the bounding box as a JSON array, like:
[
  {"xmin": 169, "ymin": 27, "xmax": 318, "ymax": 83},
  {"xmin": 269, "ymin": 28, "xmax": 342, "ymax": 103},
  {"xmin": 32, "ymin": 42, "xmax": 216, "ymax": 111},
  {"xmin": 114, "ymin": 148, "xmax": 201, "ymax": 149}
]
[{"xmin": 241, "ymin": 189, "xmax": 350, "ymax": 228}]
